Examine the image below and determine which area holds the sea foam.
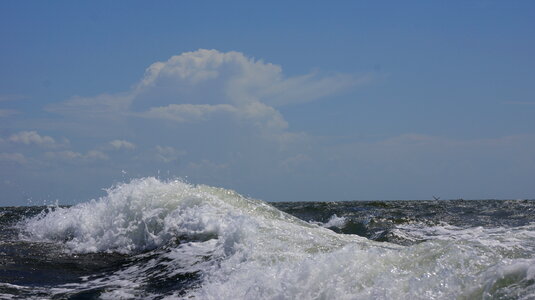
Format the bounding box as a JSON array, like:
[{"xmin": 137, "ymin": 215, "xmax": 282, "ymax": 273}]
[{"xmin": 20, "ymin": 178, "xmax": 535, "ymax": 299}]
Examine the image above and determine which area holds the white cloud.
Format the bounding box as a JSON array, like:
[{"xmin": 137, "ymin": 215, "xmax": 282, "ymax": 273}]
[
  {"xmin": 141, "ymin": 104, "xmax": 237, "ymax": 123},
  {"xmin": 8, "ymin": 131, "xmax": 57, "ymax": 147},
  {"xmin": 257, "ymin": 72, "xmax": 371, "ymax": 107},
  {"xmin": 109, "ymin": 139, "xmax": 136, "ymax": 150},
  {"xmin": 0, "ymin": 152, "xmax": 27, "ymax": 164},
  {"xmin": 135, "ymin": 49, "xmax": 364, "ymax": 107},
  {"xmin": 45, "ymin": 150, "xmax": 109, "ymax": 162},
  {"xmin": 141, "ymin": 101, "xmax": 289, "ymax": 132},
  {"xmin": 45, "ymin": 151, "xmax": 82, "ymax": 160},
  {"xmin": 47, "ymin": 49, "xmax": 365, "ymax": 137},
  {"xmin": 86, "ymin": 150, "xmax": 109, "ymax": 160},
  {"xmin": 155, "ymin": 145, "xmax": 185, "ymax": 163},
  {"xmin": 136, "ymin": 49, "xmax": 283, "ymax": 93},
  {"xmin": 132, "ymin": 49, "xmax": 361, "ymax": 129}
]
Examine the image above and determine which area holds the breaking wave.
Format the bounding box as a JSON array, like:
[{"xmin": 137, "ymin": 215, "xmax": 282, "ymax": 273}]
[{"xmin": 13, "ymin": 178, "xmax": 535, "ymax": 299}]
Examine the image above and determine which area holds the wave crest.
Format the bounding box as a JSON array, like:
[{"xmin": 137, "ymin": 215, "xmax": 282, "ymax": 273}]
[{"xmin": 21, "ymin": 178, "xmax": 267, "ymax": 253}]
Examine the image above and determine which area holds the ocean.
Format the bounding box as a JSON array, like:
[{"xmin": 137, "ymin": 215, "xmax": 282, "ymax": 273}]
[{"xmin": 1, "ymin": 177, "xmax": 534, "ymax": 299}]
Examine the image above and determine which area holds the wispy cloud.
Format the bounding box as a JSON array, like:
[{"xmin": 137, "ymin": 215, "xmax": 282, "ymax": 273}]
[
  {"xmin": 141, "ymin": 104, "xmax": 237, "ymax": 123},
  {"xmin": 154, "ymin": 145, "xmax": 185, "ymax": 163},
  {"xmin": 45, "ymin": 150, "xmax": 109, "ymax": 162},
  {"xmin": 109, "ymin": 139, "xmax": 136, "ymax": 150},
  {"xmin": 8, "ymin": 131, "xmax": 61, "ymax": 147},
  {"xmin": 0, "ymin": 152, "xmax": 27, "ymax": 164}
]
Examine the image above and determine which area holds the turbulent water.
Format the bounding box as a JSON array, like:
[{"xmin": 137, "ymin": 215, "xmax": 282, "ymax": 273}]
[{"xmin": 1, "ymin": 178, "xmax": 534, "ymax": 299}]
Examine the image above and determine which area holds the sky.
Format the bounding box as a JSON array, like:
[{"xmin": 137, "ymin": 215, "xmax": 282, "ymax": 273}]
[{"xmin": 1, "ymin": 1, "xmax": 535, "ymax": 205}]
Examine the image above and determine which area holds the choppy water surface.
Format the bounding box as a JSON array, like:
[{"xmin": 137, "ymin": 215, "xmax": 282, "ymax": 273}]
[{"xmin": 1, "ymin": 178, "xmax": 534, "ymax": 299}]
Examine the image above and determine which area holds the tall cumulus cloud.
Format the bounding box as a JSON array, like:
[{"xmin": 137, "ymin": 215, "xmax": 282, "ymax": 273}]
[{"xmin": 46, "ymin": 49, "xmax": 362, "ymax": 136}]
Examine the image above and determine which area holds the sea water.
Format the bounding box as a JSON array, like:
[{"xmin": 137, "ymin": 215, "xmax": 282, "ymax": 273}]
[{"xmin": 0, "ymin": 177, "xmax": 534, "ymax": 299}]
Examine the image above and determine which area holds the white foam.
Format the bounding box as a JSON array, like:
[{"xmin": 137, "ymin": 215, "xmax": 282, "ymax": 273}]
[
  {"xmin": 21, "ymin": 177, "xmax": 275, "ymax": 253},
  {"xmin": 313, "ymin": 214, "xmax": 347, "ymax": 229},
  {"xmin": 393, "ymin": 222, "xmax": 535, "ymax": 254},
  {"xmin": 464, "ymin": 258, "xmax": 535, "ymax": 299},
  {"xmin": 19, "ymin": 178, "xmax": 535, "ymax": 299}
]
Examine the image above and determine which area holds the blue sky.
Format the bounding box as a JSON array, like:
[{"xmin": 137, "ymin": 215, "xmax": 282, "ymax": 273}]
[{"xmin": 1, "ymin": 1, "xmax": 535, "ymax": 205}]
